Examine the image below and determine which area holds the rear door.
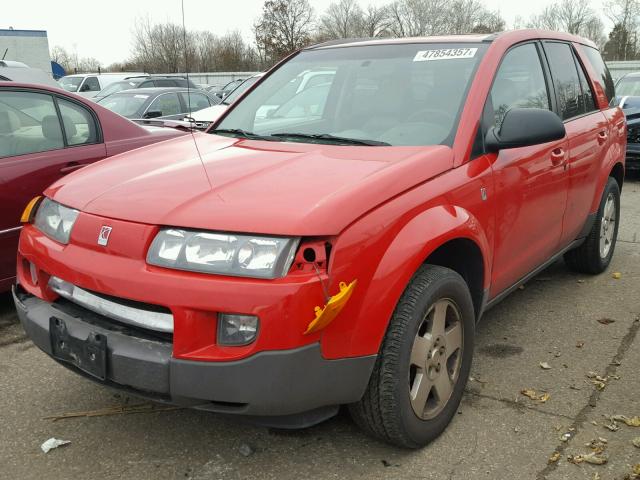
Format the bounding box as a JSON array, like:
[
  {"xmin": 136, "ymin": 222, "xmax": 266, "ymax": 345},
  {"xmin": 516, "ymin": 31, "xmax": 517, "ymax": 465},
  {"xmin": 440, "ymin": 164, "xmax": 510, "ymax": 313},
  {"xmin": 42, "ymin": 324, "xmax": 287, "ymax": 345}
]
[
  {"xmin": 488, "ymin": 42, "xmax": 570, "ymax": 296},
  {"xmin": 0, "ymin": 89, "xmax": 106, "ymax": 284},
  {"xmin": 542, "ymin": 41, "xmax": 609, "ymax": 245}
]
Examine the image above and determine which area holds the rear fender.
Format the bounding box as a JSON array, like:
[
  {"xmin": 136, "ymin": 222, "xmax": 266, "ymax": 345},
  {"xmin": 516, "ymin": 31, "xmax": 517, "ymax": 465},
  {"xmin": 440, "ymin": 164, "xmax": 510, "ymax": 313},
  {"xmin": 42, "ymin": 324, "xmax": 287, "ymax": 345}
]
[{"xmin": 590, "ymin": 108, "xmax": 625, "ymax": 212}]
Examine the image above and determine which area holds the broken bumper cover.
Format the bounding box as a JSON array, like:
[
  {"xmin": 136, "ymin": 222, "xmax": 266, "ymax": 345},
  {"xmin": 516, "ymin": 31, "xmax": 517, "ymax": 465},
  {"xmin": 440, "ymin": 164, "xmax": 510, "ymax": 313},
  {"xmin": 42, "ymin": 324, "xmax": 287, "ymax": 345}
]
[{"xmin": 13, "ymin": 287, "xmax": 376, "ymax": 421}]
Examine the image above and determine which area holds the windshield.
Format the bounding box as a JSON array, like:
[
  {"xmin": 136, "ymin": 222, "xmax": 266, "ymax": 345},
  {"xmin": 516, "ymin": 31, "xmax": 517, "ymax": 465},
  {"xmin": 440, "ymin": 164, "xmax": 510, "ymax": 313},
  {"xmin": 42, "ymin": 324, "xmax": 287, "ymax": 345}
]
[
  {"xmin": 98, "ymin": 93, "xmax": 149, "ymax": 118},
  {"xmin": 616, "ymin": 76, "xmax": 640, "ymax": 97},
  {"xmin": 223, "ymin": 76, "xmax": 261, "ymax": 105},
  {"xmin": 215, "ymin": 43, "xmax": 486, "ymax": 146},
  {"xmin": 58, "ymin": 76, "xmax": 83, "ymax": 92}
]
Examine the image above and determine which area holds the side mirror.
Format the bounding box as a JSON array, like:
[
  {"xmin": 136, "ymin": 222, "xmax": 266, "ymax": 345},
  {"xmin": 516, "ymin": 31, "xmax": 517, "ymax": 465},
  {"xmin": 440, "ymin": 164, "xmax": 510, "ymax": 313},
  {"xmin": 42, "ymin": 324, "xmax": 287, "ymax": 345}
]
[
  {"xmin": 80, "ymin": 83, "xmax": 91, "ymax": 92},
  {"xmin": 485, "ymin": 108, "xmax": 565, "ymax": 152},
  {"xmin": 144, "ymin": 110, "xmax": 163, "ymax": 119}
]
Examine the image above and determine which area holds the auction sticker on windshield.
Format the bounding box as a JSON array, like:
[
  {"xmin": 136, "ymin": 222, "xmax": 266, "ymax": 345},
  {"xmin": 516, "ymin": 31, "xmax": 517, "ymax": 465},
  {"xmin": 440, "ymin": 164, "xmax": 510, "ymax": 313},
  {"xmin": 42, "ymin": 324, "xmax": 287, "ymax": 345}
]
[{"xmin": 413, "ymin": 48, "xmax": 478, "ymax": 62}]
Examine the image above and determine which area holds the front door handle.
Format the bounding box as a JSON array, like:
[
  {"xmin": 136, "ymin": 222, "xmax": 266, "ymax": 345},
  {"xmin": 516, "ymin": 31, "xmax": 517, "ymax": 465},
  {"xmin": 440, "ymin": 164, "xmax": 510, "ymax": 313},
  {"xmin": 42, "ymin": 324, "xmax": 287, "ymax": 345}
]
[
  {"xmin": 597, "ymin": 130, "xmax": 608, "ymax": 145},
  {"xmin": 550, "ymin": 147, "xmax": 566, "ymax": 167},
  {"xmin": 60, "ymin": 162, "xmax": 84, "ymax": 173}
]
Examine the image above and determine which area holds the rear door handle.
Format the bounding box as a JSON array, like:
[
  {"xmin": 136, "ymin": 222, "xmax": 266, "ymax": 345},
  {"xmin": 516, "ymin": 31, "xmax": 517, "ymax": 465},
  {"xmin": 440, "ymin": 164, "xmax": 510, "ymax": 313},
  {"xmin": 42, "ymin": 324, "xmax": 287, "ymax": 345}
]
[
  {"xmin": 597, "ymin": 130, "xmax": 608, "ymax": 145},
  {"xmin": 550, "ymin": 147, "xmax": 566, "ymax": 167},
  {"xmin": 60, "ymin": 162, "xmax": 84, "ymax": 173}
]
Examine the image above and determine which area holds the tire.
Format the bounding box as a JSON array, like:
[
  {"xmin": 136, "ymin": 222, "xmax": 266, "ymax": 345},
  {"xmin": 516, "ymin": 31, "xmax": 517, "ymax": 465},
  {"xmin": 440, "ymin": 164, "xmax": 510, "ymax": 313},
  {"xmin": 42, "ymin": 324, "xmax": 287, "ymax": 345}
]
[
  {"xmin": 349, "ymin": 265, "xmax": 475, "ymax": 448},
  {"xmin": 564, "ymin": 177, "xmax": 621, "ymax": 274}
]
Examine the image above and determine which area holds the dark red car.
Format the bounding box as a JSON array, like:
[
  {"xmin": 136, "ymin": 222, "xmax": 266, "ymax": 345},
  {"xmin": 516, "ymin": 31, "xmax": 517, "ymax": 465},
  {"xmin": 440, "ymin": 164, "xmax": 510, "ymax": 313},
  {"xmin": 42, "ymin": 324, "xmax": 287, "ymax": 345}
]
[
  {"xmin": 0, "ymin": 83, "xmax": 185, "ymax": 291},
  {"xmin": 15, "ymin": 31, "xmax": 625, "ymax": 448}
]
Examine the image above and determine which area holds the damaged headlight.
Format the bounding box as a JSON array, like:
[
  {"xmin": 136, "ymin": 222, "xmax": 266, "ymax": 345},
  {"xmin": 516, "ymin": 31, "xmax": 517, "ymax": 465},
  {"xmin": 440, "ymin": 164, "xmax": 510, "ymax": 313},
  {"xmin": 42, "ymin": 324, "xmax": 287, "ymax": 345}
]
[
  {"xmin": 147, "ymin": 228, "xmax": 299, "ymax": 279},
  {"xmin": 33, "ymin": 198, "xmax": 79, "ymax": 245}
]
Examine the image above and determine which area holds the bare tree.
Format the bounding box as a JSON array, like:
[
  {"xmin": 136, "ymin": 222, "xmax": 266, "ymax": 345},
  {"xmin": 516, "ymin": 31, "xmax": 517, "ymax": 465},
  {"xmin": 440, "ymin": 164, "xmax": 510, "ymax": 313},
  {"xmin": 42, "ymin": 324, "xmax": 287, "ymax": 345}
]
[
  {"xmin": 448, "ymin": 0, "xmax": 504, "ymax": 34},
  {"xmin": 254, "ymin": 0, "xmax": 314, "ymax": 64},
  {"xmin": 319, "ymin": 0, "xmax": 364, "ymax": 39},
  {"xmin": 387, "ymin": 0, "xmax": 451, "ymax": 37},
  {"xmin": 359, "ymin": 4, "xmax": 391, "ymax": 37},
  {"xmin": 603, "ymin": 0, "xmax": 640, "ymax": 34},
  {"xmin": 527, "ymin": 0, "xmax": 605, "ymax": 45}
]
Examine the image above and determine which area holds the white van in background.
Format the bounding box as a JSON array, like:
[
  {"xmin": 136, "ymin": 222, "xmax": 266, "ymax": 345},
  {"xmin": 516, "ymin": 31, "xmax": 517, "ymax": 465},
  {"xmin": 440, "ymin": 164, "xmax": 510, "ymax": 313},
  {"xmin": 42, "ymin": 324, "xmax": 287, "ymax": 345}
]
[{"xmin": 58, "ymin": 72, "xmax": 146, "ymax": 98}]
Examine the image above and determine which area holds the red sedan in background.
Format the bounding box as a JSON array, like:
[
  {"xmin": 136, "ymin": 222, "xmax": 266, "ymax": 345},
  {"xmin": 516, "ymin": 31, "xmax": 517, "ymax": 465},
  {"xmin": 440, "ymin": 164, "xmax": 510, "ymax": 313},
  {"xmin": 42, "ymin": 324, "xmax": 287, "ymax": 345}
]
[{"xmin": 0, "ymin": 83, "xmax": 186, "ymax": 291}]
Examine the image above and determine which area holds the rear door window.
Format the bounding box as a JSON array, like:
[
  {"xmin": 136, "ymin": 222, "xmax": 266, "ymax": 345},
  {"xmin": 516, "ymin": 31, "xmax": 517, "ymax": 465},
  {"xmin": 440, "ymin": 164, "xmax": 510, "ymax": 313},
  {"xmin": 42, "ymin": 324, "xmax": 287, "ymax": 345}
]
[
  {"xmin": 57, "ymin": 98, "xmax": 99, "ymax": 146},
  {"xmin": 180, "ymin": 92, "xmax": 212, "ymax": 111},
  {"xmin": 147, "ymin": 93, "xmax": 182, "ymax": 116},
  {"xmin": 544, "ymin": 42, "xmax": 585, "ymax": 120},
  {"xmin": 573, "ymin": 52, "xmax": 597, "ymax": 114}
]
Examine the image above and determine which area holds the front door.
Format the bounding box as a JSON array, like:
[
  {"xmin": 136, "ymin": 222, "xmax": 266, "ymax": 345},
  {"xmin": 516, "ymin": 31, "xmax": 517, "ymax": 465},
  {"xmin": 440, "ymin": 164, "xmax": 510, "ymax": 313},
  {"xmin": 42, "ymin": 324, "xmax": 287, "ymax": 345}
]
[{"xmin": 487, "ymin": 42, "xmax": 569, "ymax": 297}]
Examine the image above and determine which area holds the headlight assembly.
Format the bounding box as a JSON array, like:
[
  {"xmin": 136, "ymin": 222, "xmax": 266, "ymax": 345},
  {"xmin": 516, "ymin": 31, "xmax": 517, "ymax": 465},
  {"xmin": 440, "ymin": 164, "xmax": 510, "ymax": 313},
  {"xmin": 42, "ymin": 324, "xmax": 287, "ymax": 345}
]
[
  {"xmin": 147, "ymin": 228, "xmax": 299, "ymax": 279},
  {"xmin": 33, "ymin": 198, "xmax": 79, "ymax": 245}
]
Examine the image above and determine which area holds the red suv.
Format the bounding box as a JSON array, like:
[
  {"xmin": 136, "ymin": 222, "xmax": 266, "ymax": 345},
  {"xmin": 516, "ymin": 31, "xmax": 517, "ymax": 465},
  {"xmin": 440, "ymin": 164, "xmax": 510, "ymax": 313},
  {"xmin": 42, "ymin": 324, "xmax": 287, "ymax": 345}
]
[{"xmin": 13, "ymin": 30, "xmax": 624, "ymax": 448}]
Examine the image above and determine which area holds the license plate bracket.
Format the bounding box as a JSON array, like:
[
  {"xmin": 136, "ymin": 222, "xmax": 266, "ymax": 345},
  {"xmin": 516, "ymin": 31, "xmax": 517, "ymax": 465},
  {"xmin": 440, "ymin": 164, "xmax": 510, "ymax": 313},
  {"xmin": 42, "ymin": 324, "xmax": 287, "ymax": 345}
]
[{"xmin": 50, "ymin": 317, "xmax": 107, "ymax": 381}]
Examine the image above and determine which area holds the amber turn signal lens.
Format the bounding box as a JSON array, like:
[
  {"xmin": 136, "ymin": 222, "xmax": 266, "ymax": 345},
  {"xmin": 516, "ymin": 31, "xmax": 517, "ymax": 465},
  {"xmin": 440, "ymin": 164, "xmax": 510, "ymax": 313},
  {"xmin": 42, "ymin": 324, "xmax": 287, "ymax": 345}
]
[{"xmin": 20, "ymin": 196, "xmax": 43, "ymax": 224}]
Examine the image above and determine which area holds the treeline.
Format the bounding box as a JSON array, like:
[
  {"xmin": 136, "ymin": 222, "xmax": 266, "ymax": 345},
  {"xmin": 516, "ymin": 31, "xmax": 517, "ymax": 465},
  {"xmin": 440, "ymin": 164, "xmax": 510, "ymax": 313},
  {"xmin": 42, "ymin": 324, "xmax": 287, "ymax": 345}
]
[{"xmin": 51, "ymin": 0, "xmax": 640, "ymax": 74}]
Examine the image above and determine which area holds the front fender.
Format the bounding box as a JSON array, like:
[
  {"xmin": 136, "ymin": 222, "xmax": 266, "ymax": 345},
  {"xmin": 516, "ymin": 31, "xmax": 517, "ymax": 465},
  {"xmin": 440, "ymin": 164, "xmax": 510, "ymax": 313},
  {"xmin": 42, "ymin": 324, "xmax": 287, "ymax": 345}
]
[{"xmin": 321, "ymin": 204, "xmax": 491, "ymax": 359}]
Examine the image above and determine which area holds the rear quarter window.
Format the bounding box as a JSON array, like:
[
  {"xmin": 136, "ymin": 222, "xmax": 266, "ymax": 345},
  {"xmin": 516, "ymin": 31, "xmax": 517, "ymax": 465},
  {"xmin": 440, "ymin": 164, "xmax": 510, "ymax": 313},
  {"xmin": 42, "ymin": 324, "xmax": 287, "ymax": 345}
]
[{"xmin": 580, "ymin": 46, "xmax": 615, "ymax": 103}]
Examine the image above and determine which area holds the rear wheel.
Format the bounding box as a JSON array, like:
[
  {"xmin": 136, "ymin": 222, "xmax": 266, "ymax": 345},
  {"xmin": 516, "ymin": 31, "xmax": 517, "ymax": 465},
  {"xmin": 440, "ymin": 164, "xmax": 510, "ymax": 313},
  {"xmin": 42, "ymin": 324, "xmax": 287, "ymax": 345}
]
[
  {"xmin": 564, "ymin": 177, "xmax": 620, "ymax": 274},
  {"xmin": 349, "ymin": 265, "xmax": 475, "ymax": 448}
]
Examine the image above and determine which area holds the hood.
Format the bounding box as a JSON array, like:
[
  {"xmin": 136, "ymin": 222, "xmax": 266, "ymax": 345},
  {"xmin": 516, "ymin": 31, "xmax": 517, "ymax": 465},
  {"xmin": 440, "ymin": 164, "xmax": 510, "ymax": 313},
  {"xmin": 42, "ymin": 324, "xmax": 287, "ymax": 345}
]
[{"xmin": 47, "ymin": 133, "xmax": 453, "ymax": 236}]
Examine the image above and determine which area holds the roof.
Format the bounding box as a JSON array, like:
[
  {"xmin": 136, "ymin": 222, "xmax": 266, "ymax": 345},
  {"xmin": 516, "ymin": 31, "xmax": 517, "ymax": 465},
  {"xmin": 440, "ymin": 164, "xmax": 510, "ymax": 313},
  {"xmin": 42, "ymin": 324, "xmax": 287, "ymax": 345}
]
[
  {"xmin": 0, "ymin": 29, "xmax": 47, "ymax": 37},
  {"xmin": 306, "ymin": 29, "xmax": 596, "ymax": 50}
]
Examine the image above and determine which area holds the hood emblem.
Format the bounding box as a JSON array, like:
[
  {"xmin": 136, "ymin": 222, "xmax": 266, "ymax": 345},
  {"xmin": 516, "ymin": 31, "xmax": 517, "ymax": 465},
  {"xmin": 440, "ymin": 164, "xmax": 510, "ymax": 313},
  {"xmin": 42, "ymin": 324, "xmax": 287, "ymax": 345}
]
[{"xmin": 98, "ymin": 226, "xmax": 112, "ymax": 246}]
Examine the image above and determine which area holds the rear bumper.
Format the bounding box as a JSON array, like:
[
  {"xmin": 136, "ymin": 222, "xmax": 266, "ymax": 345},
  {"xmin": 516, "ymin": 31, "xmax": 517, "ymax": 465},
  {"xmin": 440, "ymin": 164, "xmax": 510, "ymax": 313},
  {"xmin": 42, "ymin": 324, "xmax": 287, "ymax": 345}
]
[{"xmin": 13, "ymin": 286, "xmax": 376, "ymax": 421}]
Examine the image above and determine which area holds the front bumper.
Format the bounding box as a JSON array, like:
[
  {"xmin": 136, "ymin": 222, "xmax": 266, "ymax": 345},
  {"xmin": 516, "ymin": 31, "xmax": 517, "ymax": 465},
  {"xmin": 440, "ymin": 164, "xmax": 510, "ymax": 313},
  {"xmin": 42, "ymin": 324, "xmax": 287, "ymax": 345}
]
[{"xmin": 13, "ymin": 286, "xmax": 376, "ymax": 421}]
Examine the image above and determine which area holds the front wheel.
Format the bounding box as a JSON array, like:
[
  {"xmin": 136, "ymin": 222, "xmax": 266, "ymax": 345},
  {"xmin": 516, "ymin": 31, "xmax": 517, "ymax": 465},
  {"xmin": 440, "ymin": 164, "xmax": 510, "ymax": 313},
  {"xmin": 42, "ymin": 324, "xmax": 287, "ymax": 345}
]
[
  {"xmin": 349, "ymin": 265, "xmax": 475, "ymax": 448},
  {"xmin": 564, "ymin": 177, "xmax": 621, "ymax": 274}
]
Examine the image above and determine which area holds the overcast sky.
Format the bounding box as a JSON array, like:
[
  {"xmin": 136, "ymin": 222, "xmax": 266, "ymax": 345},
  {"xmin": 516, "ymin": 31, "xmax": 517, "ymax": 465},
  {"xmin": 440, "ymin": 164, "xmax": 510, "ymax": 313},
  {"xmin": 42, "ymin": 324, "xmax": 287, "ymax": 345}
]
[{"xmin": 4, "ymin": 0, "xmax": 609, "ymax": 66}]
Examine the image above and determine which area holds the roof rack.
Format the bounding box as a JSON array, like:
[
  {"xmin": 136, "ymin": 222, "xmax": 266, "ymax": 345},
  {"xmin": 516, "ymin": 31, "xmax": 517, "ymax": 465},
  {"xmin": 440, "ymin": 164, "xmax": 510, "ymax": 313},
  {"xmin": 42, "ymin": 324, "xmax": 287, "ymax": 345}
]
[{"xmin": 305, "ymin": 38, "xmax": 372, "ymax": 50}]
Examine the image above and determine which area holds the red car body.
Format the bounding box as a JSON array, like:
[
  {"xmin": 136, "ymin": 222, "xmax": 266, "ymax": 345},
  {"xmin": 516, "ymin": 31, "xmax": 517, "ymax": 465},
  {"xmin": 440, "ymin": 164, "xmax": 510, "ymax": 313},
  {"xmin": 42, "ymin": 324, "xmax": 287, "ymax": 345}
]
[
  {"xmin": 13, "ymin": 31, "xmax": 625, "ymax": 435},
  {"xmin": 0, "ymin": 83, "xmax": 185, "ymax": 291}
]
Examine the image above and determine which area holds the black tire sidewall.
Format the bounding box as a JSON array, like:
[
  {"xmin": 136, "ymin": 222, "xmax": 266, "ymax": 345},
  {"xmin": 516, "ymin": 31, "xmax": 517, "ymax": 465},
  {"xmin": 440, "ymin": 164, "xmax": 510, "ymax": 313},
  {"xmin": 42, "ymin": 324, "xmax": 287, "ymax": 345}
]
[{"xmin": 389, "ymin": 269, "xmax": 475, "ymax": 447}]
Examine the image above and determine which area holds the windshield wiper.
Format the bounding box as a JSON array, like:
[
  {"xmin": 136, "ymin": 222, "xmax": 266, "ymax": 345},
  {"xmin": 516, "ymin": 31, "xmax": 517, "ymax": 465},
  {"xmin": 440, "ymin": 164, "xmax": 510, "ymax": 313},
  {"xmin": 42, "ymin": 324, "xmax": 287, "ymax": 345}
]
[
  {"xmin": 270, "ymin": 133, "xmax": 390, "ymax": 146},
  {"xmin": 209, "ymin": 128, "xmax": 277, "ymax": 141}
]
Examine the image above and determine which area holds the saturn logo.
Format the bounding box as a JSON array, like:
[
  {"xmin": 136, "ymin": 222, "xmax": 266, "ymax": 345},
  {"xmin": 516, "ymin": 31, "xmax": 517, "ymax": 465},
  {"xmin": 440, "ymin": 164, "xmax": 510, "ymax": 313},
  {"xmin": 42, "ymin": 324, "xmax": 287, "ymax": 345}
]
[{"xmin": 98, "ymin": 226, "xmax": 112, "ymax": 246}]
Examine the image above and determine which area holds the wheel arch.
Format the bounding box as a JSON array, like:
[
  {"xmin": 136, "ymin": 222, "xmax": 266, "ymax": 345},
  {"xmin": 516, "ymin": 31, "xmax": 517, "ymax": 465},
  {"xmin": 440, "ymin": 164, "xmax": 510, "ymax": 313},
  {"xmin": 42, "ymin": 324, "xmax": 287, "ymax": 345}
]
[
  {"xmin": 610, "ymin": 161, "xmax": 624, "ymax": 192},
  {"xmin": 322, "ymin": 204, "xmax": 491, "ymax": 359}
]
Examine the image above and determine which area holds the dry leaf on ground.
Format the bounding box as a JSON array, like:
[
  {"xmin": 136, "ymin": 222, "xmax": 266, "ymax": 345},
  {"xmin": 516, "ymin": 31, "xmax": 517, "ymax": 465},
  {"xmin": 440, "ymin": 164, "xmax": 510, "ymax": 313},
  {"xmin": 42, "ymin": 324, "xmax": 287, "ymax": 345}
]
[
  {"xmin": 520, "ymin": 389, "xmax": 550, "ymax": 403},
  {"xmin": 548, "ymin": 451, "xmax": 561, "ymax": 463},
  {"xmin": 568, "ymin": 452, "xmax": 608, "ymax": 465},
  {"xmin": 612, "ymin": 415, "xmax": 640, "ymax": 427},
  {"xmin": 632, "ymin": 437, "xmax": 640, "ymax": 448},
  {"xmin": 540, "ymin": 362, "xmax": 552, "ymax": 370},
  {"xmin": 612, "ymin": 272, "xmax": 622, "ymax": 279},
  {"xmin": 597, "ymin": 318, "xmax": 616, "ymax": 325}
]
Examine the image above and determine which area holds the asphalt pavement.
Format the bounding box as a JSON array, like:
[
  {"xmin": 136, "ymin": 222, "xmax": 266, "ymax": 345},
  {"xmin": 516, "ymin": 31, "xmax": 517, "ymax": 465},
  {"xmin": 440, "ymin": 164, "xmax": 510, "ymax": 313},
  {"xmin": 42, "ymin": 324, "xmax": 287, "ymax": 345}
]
[{"xmin": 1, "ymin": 178, "xmax": 639, "ymax": 480}]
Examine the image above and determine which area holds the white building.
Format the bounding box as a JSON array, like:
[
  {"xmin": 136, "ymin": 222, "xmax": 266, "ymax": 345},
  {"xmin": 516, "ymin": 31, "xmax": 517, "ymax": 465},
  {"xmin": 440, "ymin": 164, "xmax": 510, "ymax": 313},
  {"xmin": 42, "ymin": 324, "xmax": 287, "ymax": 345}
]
[{"xmin": 0, "ymin": 28, "xmax": 51, "ymax": 75}]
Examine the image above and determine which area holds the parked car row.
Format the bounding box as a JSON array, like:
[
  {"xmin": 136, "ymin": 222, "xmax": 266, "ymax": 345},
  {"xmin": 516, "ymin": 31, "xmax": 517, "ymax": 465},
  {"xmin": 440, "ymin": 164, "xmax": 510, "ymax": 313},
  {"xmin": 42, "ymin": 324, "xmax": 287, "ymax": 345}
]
[{"xmin": 96, "ymin": 87, "xmax": 220, "ymax": 120}]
